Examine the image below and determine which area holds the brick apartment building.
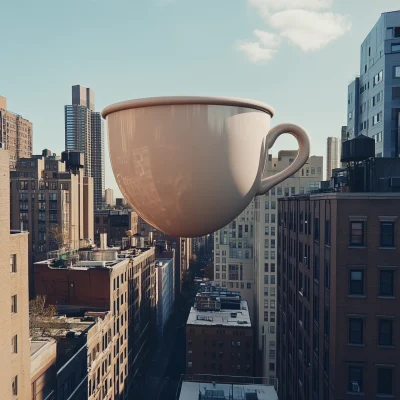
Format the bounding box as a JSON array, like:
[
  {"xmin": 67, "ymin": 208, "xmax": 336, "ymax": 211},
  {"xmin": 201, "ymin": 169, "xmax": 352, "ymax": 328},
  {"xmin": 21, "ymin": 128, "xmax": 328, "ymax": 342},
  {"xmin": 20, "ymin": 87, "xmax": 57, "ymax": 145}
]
[
  {"xmin": 277, "ymin": 155, "xmax": 400, "ymax": 400},
  {"xmin": 34, "ymin": 244, "xmax": 157, "ymax": 398},
  {"xmin": 186, "ymin": 284, "xmax": 254, "ymax": 377},
  {"xmin": 10, "ymin": 149, "xmax": 94, "ymax": 296}
]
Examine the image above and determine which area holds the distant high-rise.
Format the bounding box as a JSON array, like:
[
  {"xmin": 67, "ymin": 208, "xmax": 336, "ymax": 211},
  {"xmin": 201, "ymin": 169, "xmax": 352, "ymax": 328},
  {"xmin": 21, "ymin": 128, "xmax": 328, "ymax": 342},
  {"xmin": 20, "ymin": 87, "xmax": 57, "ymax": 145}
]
[
  {"xmin": 213, "ymin": 151, "xmax": 323, "ymax": 378},
  {"xmin": 346, "ymin": 11, "xmax": 400, "ymax": 156},
  {"xmin": 105, "ymin": 188, "xmax": 115, "ymax": 206},
  {"xmin": 0, "ymin": 96, "xmax": 33, "ymax": 169},
  {"xmin": 65, "ymin": 85, "xmax": 104, "ymax": 209},
  {"xmin": 326, "ymin": 137, "xmax": 340, "ymax": 179}
]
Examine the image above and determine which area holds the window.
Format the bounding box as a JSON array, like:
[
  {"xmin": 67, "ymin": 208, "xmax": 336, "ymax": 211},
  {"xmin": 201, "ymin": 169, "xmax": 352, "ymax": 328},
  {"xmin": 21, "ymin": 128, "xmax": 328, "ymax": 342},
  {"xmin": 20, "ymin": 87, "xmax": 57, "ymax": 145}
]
[
  {"xmin": 380, "ymin": 270, "xmax": 394, "ymax": 297},
  {"xmin": 12, "ymin": 335, "xmax": 17, "ymax": 354},
  {"xmin": 324, "ymin": 220, "xmax": 330, "ymax": 245},
  {"xmin": 379, "ymin": 319, "xmax": 393, "ymax": 346},
  {"xmin": 264, "ymin": 275, "xmax": 269, "ymax": 285},
  {"xmin": 348, "ymin": 111, "xmax": 353, "ymax": 120},
  {"xmin": 395, "ymin": 66, "xmax": 400, "ymax": 78},
  {"xmin": 264, "ymin": 263, "xmax": 269, "ymax": 272},
  {"xmin": 11, "ymin": 295, "xmax": 17, "ymax": 313},
  {"xmin": 395, "ymin": 27, "xmax": 400, "ymax": 37},
  {"xmin": 187, "ymin": 362, "xmax": 192, "ymax": 368},
  {"xmin": 377, "ymin": 368, "xmax": 393, "ymax": 395},
  {"xmin": 349, "ymin": 270, "xmax": 364, "ymax": 295},
  {"xmin": 271, "ymin": 275, "xmax": 275, "ymax": 284},
  {"xmin": 270, "ymin": 312, "xmax": 275, "ymax": 322},
  {"xmin": 12, "ymin": 376, "xmax": 18, "ymax": 396},
  {"xmin": 380, "ymin": 222, "xmax": 395, "ymax": 247},
  {"xmin": 373, "ymin": 70, "xmax": 383, "ymax": 86},
  {"xmin": 264, "ymin": 312, "xmax": 268, "ymax": 322},
  {"xmin": 392, "ymin": 43, "xmax": 400, "ymax": 52},
  {"xmin": 324, "ymin": 262, "xmax": 330, "ymax": 290},
  {"xmin": 264, "ymin": 299, "xmax": 268, "ymax": 308},
  {"xmin": 270, "ymin": 300, "xmax": 275, "ymax": 308},
  {"xmin": 265, "ymin": 200, "xmax": 269, "ymax": 209},
  {"xmin": 350, "ymin": 221, "xmax": 365, "ymax": 246},
  {"xmin": 10, "ymin": 255, "xmax": 17, "ymax": 273},
  {"xmin": 348, "ymin": 366, "xmax": 363, "ymax": 393},
  {"xmin": 372, "ymin": 111, "xmax": 383, "ymax": 126},
  {"xmin": 348, "ymin": 318, "xmax": 363, "ymax": 345},
  {"xmin": 269, "ymin": 363, "xmax": 275, "ymax": 371}
]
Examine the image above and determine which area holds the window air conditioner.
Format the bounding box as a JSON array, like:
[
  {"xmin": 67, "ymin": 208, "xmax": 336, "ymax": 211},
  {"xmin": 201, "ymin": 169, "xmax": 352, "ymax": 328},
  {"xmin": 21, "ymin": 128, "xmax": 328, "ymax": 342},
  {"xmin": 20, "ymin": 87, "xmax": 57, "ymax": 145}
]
[{"xmin": 351, "ymin": 382, "xmax": 360, "ymax": 393}]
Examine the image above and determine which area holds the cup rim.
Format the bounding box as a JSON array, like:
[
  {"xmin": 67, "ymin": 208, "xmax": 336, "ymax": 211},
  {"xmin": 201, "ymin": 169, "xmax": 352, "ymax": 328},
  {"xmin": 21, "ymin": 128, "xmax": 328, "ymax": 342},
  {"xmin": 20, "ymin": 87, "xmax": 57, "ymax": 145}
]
[{"xmin": 101, "ymin": 96, "xmax": 274, "ymax": 119}]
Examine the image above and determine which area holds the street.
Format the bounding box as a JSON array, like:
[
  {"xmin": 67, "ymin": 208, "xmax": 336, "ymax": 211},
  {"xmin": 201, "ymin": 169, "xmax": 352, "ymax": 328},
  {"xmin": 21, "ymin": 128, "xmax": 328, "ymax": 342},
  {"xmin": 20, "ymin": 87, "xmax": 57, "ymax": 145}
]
[{"xmin": 132, "ymin": 241, "xmax": 212, "ymax": 399}]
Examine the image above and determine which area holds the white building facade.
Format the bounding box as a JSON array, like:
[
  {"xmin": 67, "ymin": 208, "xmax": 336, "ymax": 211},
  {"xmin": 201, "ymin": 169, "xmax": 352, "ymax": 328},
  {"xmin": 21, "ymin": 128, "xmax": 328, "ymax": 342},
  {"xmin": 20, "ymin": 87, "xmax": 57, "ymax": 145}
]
[
  {"xmin": 156, "ymin": 257, "xmax": 175, "ymax": 336},
  {"xmin": 253, "ymin": 151, "xmax": 323, "ymax": 378},
  {"xmin": 213, "ymin": 201, "xmax": 255, "ymax": 315}
]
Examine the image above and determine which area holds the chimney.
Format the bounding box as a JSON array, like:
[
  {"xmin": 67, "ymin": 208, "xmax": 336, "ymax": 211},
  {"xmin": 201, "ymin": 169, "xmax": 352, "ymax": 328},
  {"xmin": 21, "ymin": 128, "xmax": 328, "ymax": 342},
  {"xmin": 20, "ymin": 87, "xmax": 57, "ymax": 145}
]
[{"xmin": 100, "ymin": 233, "xmax": 107, "ymax": 249}]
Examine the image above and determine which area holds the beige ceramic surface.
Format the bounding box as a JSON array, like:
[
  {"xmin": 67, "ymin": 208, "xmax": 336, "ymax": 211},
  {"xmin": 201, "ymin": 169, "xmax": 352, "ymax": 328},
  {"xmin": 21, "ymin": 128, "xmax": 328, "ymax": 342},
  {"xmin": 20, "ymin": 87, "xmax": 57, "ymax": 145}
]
[{"xmin": 102, "ymin": 96, "xmax": 310, "ymax": 237}]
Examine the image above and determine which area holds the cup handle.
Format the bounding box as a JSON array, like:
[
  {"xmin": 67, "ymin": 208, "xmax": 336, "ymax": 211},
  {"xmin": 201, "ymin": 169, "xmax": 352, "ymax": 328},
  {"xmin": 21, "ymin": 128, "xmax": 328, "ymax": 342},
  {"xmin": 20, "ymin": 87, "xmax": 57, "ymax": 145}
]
[{"xmin": 256, "ymin": 123, "xmax": 310, "ymax": 196}]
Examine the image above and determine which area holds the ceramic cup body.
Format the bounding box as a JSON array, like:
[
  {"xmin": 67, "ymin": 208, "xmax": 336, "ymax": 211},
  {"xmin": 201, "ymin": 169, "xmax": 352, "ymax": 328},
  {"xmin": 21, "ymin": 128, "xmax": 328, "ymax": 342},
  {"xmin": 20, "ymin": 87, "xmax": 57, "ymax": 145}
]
[{"xmin": 103, "ymin": 97, "xmax": 310, "ymax": 237}]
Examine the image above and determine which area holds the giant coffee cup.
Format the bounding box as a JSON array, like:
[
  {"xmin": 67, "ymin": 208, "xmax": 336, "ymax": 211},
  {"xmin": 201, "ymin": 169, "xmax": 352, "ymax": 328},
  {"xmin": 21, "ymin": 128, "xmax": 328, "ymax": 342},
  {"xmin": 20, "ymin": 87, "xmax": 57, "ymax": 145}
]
[{"xmin": 102, "ymin": 96, "xmax": 310, "ymax": 237}]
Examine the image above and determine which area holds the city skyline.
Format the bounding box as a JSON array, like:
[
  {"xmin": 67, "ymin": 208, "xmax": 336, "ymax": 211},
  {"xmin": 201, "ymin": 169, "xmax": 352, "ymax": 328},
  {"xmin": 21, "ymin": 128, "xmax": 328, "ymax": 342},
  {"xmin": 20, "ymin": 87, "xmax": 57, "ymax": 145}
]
[{"xmin": 1, "ymin": 1, "xmax": 400, "ymax": 196}]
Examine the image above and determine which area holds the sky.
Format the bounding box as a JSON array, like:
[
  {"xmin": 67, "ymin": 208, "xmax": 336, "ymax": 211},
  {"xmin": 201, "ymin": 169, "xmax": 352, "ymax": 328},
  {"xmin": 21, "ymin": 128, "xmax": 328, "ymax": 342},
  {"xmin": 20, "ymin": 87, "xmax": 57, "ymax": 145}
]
[{"xmin": 1, "ymin": 0, "xmax": 399, "ymax": 197}]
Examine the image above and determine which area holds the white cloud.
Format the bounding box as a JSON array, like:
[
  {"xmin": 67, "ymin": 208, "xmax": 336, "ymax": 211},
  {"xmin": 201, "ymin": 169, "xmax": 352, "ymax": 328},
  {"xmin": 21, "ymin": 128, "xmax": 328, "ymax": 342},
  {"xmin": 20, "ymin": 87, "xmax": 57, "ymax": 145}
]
[
  {"xmin": 253, "ymin": 29, "xmax": 280, "ymax": 48},
  {"xmin": 249, "ymin": 0, "xmax": 332, "ymax": 15},
  {"xmin": 269, "ymin": 10, "xmax": 351, "ymax": 51},
  {"xmin": 236, "ymin": 41, "xmax": 277, "ymax": 63},
  {"xmin": 237, "ymin": 0, "xmax": 351, "ymax": 62}
]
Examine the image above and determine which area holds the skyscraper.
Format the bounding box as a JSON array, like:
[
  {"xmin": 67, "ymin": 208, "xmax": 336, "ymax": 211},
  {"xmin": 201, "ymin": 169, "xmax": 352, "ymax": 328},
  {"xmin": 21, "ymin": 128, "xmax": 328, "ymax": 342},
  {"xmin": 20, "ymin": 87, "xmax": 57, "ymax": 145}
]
[
  {"xmin": 326, "ymin": 137, "xmax": 340, "ymax": 179},
  {"xmin": 346, "ymin": 11, "xmax": 400, "ymax": 156},
  {"xmin": 65, "ymin": 85, "xmax": 105, "ymax": 209},
  {"xmin": 0, "ymin": 96, "xmax": 33, "ymax": 169}
]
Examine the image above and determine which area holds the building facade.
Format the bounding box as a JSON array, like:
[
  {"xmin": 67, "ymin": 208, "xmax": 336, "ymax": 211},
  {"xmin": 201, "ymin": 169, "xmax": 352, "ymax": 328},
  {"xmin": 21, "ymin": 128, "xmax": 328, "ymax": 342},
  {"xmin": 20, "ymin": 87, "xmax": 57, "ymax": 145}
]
[
  {"xmin": 186, "ymin": 286, "xmax": 254, "ymax": 376},
  {"xmin": 34, "ymin": 246, "xmax": 157, "ymax": 398},
  {"xmin": 326, "ymin": 137, "xmax": 340, "ymax": 179},
  {"xmin": 105, "ymin": 188, "xmax": 115, "ymax": 207},
  {"xmin": 213, "ymin": 202, "xmax": 256, "ymax": 313},
  {"xmin": 277, "ymin": 192, "xmax": 400, "ymax": 400},
  {"xmin": 10, "ymin": 150, "xmax": 94, "ymax": 295},
  {"xmin": 346, "ymin": 11, "xmax": 400, "ymax": 156},
  {"xmin": 156, "ymin": 257, "xmax": 175, "ymax": 336},
  {"xmin": 0, "ymin": 150, "xmax": 31, "ymax": 399},
  {"xmin": 0, "ymin": 96, "xmax": 32, "ymax": 169},
  {"xmin": 94, "ymin": 209, "xmax": 138, "ymax": 247},
  {"xmin": 65, "ymin": 85, "xmax": 105, "ymax": 209},
  {"xmin": 138, "ymin": 216, "xmax": 192, "ymax": 301}
]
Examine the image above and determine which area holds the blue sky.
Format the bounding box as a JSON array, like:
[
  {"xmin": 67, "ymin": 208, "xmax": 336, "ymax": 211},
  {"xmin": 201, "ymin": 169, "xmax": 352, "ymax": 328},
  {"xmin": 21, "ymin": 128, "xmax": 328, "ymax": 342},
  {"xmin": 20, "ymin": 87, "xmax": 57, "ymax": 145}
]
[{"xmin": 1, "ymin": 0, "xmax": 399, "ymax": 196}]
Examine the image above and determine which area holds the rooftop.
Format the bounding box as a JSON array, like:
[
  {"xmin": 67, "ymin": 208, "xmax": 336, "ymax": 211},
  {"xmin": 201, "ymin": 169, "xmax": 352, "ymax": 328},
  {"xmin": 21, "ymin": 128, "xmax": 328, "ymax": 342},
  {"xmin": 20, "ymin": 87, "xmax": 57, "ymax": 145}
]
[
  {"xmin": 34, "ymin": 247, "xmax": 153, "ymax": 270},
  {"xmin": 179, "ymin": 381, "xmax": 278, "ymax": 400},
  {"xmin": 31, "ymin": 340, "xmax": 54, "ymax": 357},
  {"xmin": 187, "ymin": 300, "xmax": 251, "ymax": 327}
]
